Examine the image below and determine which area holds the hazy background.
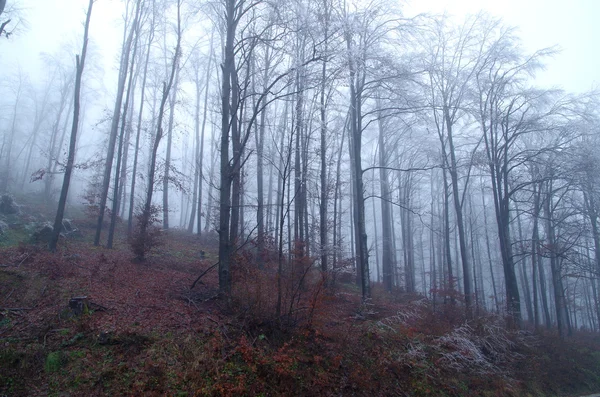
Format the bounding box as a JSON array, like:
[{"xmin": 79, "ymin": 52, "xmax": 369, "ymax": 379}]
[{"xmin": 2, "ymin": 0, "xmax": 598, "ymax": 96}]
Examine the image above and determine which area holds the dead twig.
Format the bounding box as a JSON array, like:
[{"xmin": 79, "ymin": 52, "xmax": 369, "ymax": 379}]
[
  {"xmin": 17, "ymin": 253, "xmax": 30, "ymax": 268},
  {"xmin": 89, "ymin": 301, "xmax": 109, "ymax": 312},
  {"xmin": 2, "ymin": 288, "xmax": 15, "ymax": 304},
  {"xmin": 190, "ymin": 261, "xmax": 219, "ymax": 290}
]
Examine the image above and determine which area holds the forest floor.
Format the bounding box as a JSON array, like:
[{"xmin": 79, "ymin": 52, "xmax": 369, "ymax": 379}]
[{"xmin": 1, "ymin": 207, "xmax": 600, "ymax": 396}]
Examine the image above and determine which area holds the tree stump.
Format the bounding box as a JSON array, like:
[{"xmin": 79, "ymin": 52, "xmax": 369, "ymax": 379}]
[{"xmin": 69, "ymin": 296, "xmax": 89, "ymax": 317}]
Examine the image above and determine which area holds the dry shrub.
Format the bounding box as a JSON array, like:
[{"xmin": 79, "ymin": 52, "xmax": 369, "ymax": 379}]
[
  {"xmin": 129, "ymin": 205, "xmax": 163, "ymax": 260},
  {"xmin": 230, "ymin": 246, "xmax": 326, "ymax": 334}
]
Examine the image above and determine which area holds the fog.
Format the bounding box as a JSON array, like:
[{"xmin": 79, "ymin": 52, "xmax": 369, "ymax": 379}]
[{"xmin": 1, "ymin": 0, "xmax": 600, "ymax": 334}]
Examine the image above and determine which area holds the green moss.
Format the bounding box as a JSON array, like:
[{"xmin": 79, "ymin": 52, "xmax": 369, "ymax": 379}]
[{"xmin": 45, "ymin": 351, "xmax": 64, "ymax": 373}]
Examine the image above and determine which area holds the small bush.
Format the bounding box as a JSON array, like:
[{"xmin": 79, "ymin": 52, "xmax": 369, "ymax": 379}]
[
  {"xmin": 230, "ymin": 244, "xmax": 326, "ymax": 334},
  {"xmin": 129, "ymin": 205, "xmax": 163, "ymax": 260}
]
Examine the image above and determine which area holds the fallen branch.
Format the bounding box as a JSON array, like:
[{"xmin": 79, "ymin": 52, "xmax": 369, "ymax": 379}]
[
  {"xmin": 17, "ymin": 253, "xmax": 30, "ymax": 267},
  {"xmin": 190, "ymin": 261, "xmax": 219, "ymax": 290},
  {"xmin": 0, "ymin": 307, "xmax": 33, "ymax": 311},
  {"xmin": 89, "ymin": 301, "xmax": 109, "ymax": 312},
  {"xmin": 2, "ymin": 288, "xmax": 15, "ymax": 304}
]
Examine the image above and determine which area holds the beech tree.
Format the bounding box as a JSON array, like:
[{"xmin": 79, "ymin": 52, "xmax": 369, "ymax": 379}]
[
  {"xmin": 49, "ymin": 0, "xmax": 94, "ymax": 251},
  {"xmin": 94, "ymin": 0, "xmax": 144, "ymax": 246},
  {"xmin": 134, "ymin": 0, "xmax": 182, "ymax": 259},
  {"xmin": 472, "ymin": 20, "xmax": 562, "ymax": 325}
]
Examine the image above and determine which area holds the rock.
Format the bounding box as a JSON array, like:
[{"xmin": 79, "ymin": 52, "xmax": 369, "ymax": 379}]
[
  {"xmin": 62, "ymin": 219, "xmax": 73, "ymax": 233},
  {"xmin": 0, "ymin": 220, "xmax": 8, "ymax": 236},
  {"xmin": 31, "ymin": 223, "xmax": 54, "ymax": 243},
  {"xmin": 0, "ymin": 194, "xmax": 20, "ymax": 215},
  {"xmin": 62, "ymin": 219, "xmax": 82, "ymax": 238}
]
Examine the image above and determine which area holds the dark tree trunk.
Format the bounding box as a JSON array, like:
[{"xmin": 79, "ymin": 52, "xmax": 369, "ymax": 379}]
[{"xmin": 49, "ymin": 0, "xmax": 94, "ymax": 252}]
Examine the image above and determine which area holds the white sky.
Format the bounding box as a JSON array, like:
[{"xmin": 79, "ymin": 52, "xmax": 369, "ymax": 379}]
[
  {"xmin": 1, "ymin": 0, "xmax": 599, "ymax": 93},
  {"xmin": 405, "ymin": 0, "xmax": 600, "ymax": 92}
]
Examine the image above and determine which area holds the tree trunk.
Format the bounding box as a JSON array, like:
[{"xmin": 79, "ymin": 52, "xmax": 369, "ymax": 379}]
[
  {"xmin": 95, "ymin": 1, "xmax": 142, "ymax": 246},
  {"xmin": 128, "ymin": 14, "xmax": 155, "ymax": 236},
  {"xmin": 444, "ymin": 109, "xmax": 472, "ymax": 313},
  {"xmin": 377, "ymin": 108, "xmax": 394, "ymax": 292},
  {"xmin": 137, "ymin": 0, "xmax": 181, "ymax": 259},
  {"xmin": 108, "ymin": 22, "xmax": 140, "ymax": 248},
  {"xmin": 218, "ymin": 0, "xmax": 236, "ymax": 294},
  {"xmin": 162, "ymin": 62, "xmax": 180, "ymax": 230},
  {"xmin": 49, "ymin": 0, "xmax": 94, "ymax": 252},
  {"xmin": 543, "ymin": 180, "xmax": 571, "ymax": 338}
]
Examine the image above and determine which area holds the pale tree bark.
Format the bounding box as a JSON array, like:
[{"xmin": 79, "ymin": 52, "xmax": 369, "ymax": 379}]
[
  {"xmin": 20, "ymin": 81, "xmax": 52, "ymax": 190},
  {"xmin": 95, "ymin": 0, "xmax": 143, "ymax": 246},
  {"xmin": 0, "ymin": 73, "xmax": 23, "ymax": 193},
  {"xmin": 218, "ymin": 0, "xmax": 239, "ymax": 294},
  {"xmin": 162, "ymin": 54, "xmax": 181, "ymax": 230},
  {"xmin": 514, "ymin": 200, "xmax": 533, "ymax": 322},
  {"xmin": 376, "ymin": 103, "xmax": 396, "ymax": 291},
  {"xmin": 343, "ymin": 8, "xmax": 372, "ymax": 300},
  {"xmin": 481, "ymin": 183, "xmax": 500, "ymax": 313},
  {"xmin": 254, "ymin": 37, "xmax": 272, "ymax": 265},
  {"xmin": 43, "ymin": 70, "xmax": 74, "ymax": 201},
  {"xmin": 543, "ymin": 178, "xmax": 571, "ymax": 338},
  {"xmin": 137, "ymin": 0, "xmax": 182, "ymax": 259},
  {"xmin": 108, "ymin": 16, "xmax": 141, "ymax": 249},
  {"xmin": 188, "ymin": 30, "xmax": 214, "ymax": 235},
  {"xmin": 128, "ymin": 9, "xmax": 155, "ymax": 236},
  {"xmin": 318, "ymin": 0, "xmax": 331, "ymax": 272},
  {"xmin": 531, "ymin": 180, "xmax": 542, "ymax": 329},
  {"xmin": 424, "ymin": 15, "xmax": 487, "ymax": 313}
]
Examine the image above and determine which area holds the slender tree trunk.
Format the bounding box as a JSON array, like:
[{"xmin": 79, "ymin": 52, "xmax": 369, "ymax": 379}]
[
  {"xmin": 371, "ymin": 167, "xmax": 380, "ymax": 283},
  {"xmin": 543, "ymin": 180, "xmax": 570, "ymax": 338},
  {"xmin": 128, "ymin": 14, "xmax": 155, "ymax": 236},
  {"xmin": 377, "ymin": 108, "xmax": 394, "ymax": 292},
  {"xmin": 218, "ymin": 0, "xmax": 237, "ymax": 294},
  {"xmin": 188, "ymin": 69, "xmax": 201, "ymax": 233},
  {"xmin": 255, "ymin": 43, "xmax": 271, "ymax": 266},
  {"xmin": 204, "ymin": 132, "xmax": 216, "ymax": 233},
  {"xmin": 108, "ymin": 22, "xmax": 140, "ymax": 248},
  {"xmin": 332, "ymin": 124, "xmax": 345, "ymax": 271},
  {"xmin": 95, "ymin": 1, "xmax": 142, "ymax": 245},
  {"xmin": 514, "ymin": 201, "xmax": 533, "ymax": 322},
  {"xmin": 138, "ymin": 0, "xmax": 181, "ymax": 259},
  {"xmin": 49, "ymin": 0, "xmax": 94, "ymax": 251},
  {"xmin": 319, "ymin": 19, "xmax": 329, "ymax": 272},
  {"xmin": 442, "ymin": 163, "xmax": 454, "ymax": 301},
  {"xmin": 444, "ymin": 110, "xmax": 472, "ymax": 313},
  {"xmin": 1, "ymin": 74, "xmax": 24, "ymax": 193},
  {"xmin": 531, "ymin": 181, "xmax": 541, "ymax": 329},
  {"xmin": 162, "ymin": 62, "xmax": 180, "ymax": 230},
  {"xmin": 189, "ymin": 31, "xmax": 214, "ymax": 235},
  {"xmin": 430, "ymin": 172, "xmax": 438, "ymax": 306}
]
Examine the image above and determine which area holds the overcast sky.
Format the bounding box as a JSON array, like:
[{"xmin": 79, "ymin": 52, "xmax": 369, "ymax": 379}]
[
  {"xmin": 2, "ymin": 0, "xmax": 599, "ymax": 93},
  {"xmin": 406, "ymin": 0, "xmax": 600, "ymax": 93}
]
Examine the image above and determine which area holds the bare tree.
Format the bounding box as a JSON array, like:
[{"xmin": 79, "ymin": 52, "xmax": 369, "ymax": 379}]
[
  {"xmin": 49, "ymin": 0, "xmax": 94, "ymax": 251},
  {"xmin": 134, "ymin": 0, "xmax": 182, "ymax": 259},
  {"xmin": 94, "ymin": 0, "xmax": 143, "ymax": 246}
]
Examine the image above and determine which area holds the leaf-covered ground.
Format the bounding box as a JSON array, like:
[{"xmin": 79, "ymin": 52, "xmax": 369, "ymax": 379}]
[{"xmin": 1, "ymin": 225, "xmax": 600, "ymax": 396}]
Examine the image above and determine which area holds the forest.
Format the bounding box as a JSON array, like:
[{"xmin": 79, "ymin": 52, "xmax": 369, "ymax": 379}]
[{"xmin": 1, "ymin": 0, "xmax": 600, "ymax": 395}]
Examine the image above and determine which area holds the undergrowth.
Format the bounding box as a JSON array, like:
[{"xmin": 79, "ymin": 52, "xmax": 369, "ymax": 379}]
[{"xmin": 1, "ymin": 224, "xmax": 599, "ymax": 396}]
